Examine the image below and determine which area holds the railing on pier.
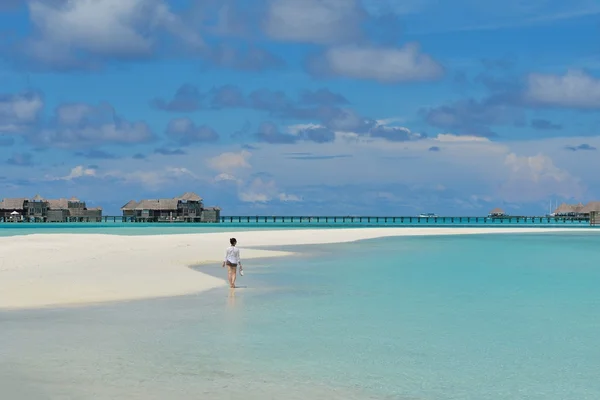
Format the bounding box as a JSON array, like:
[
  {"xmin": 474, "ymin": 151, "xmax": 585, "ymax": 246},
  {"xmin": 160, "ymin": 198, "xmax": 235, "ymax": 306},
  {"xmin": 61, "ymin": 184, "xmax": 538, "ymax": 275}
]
[
  {"xmin": 0, "ymin": 215, "xmax": 596, "ymax": 226},
  {"xmin": 217, "ymin": 215, "xmax": 592, "ymax": 225}
]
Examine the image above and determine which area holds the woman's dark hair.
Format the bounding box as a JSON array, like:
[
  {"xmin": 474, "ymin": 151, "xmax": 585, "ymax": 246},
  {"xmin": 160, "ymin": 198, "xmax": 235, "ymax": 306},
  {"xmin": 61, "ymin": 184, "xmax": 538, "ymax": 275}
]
[{"xmin": 230, "ymin": 238, "xmax": 237, "ymax": 245}]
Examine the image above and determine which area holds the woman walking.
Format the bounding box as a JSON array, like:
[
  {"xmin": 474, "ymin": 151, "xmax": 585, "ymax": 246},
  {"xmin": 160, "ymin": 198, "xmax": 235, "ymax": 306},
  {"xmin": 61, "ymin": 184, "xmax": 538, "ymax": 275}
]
[{"xmin": 222, "ymin": 237, "xmax": 243, "ymax": 288}]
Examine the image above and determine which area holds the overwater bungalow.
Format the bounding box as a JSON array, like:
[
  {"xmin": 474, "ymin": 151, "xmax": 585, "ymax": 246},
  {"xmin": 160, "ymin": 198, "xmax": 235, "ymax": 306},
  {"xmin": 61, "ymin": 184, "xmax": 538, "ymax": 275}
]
[
  {"xmin": 0, "ymin": 195, "xmax": 102, "ymax": 222},
  {"xmin": 553, "ymin": 201, "xmax": 600, "ymax": 217},
  {"xmin": 488, "ymin": 208, "xmax": 506, "ymax": 217},
  {"xmin": 578, "ymin": 201, "xmax": 600, "ymax": 217},
  {"xmin": 121, "ymin": 192, "xmax": 221, "ymax": 222}
]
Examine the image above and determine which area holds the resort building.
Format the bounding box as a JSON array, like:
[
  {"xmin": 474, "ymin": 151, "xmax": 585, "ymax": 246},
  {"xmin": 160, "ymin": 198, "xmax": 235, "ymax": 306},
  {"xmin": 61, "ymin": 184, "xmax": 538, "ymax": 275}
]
[
  {"xmin": 0, "ymin": 195, "xmax": 102, "ymax": 222},
  {"xmin": 120, "ymin": 192, "xmax": 221, "ymax": 222},
  {"xmin": 488, "ymin": 208, "xmax": 506, "ymax": 217},
  {"xmin": 553, "ymin": 201, "xmax": 600, "ymax": 217}
]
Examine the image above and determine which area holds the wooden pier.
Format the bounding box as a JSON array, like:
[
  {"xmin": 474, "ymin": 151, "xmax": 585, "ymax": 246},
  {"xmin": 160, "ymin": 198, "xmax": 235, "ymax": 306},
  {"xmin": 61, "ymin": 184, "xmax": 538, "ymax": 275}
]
[
  {"xmin": 217, "ymin": 215, "xmax": 593, "ymax": 225},
  {"xmin": 0, "ymin": 215, "xmax": 597, "ymax": 225}
]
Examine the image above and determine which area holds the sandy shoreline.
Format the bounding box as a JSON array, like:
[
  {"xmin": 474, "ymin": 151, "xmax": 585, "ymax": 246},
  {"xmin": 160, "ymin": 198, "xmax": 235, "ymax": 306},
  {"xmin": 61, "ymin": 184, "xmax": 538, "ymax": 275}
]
[{"xmin": 0, "ymin": 227, "xmax": 597, "ymax": 310}]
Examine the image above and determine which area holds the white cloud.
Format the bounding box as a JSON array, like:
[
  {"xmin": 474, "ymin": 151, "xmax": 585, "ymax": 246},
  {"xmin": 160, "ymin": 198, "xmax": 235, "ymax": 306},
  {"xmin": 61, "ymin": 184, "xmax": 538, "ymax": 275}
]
[
  {"xmin": 0, "ymin": 92, "xmax": 43, "ymax": 133},
  {"xmin": 45, "ymin": 164, "xmax": 200, "ymax": 190},
  {"xmin": 525, "ymin": 69, "xmax": 600, "ymax": 109},
  {"xmin": 33, "ymin": 102, "xmax": 155, "ymax": 148},
  {"xmin": 24, "ymin": 0, "xmax": 203, "ymax": 68},
  {"xmin": 316, "ymin": 43, "xmax": 443, "ymax": 82},
  {"xmin": 264, "ymin": 0, "xmax": 364, "ymax": 44},
  {"xmin": 49, "ymin": 165, "xmax": 97, "ymax": 181},
  {"xmin": 28, "ymin": 130, "xmax": 600, "ymax": 212},
  {"xmin": 214, "ymin": 173, "xmax": 241, "ymax": 184},
  {"xmin": 435, "ymin": 133, "xmax": 491, "ymax": 142},
  {"xmin": 239, "ymin": 178, "xmax": 302, "ymax": 203},
  {"xmin": 499, "ymin": 153, "xmax": 584, "ymax": 202},
  {"xmin": 206, "ymin": 150, "xmax": 252, "ymax": 173},
  {"xmin": 104, "ymin": 166, "xmax": 200, "ymax": 189},
  {"xmin": 286, "ymin": 123, "xmax": 323, "ymax": 135},
  {"xmin": 278, "ymin": 193, "xmax": 302, "ymax": 202}
]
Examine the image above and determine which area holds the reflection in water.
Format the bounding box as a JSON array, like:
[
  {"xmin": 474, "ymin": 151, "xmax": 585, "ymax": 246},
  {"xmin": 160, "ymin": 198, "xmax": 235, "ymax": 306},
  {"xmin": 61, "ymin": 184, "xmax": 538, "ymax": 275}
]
[{"xmin": 228, "ymin": 287, "xmax": 236, "ymax": 308}]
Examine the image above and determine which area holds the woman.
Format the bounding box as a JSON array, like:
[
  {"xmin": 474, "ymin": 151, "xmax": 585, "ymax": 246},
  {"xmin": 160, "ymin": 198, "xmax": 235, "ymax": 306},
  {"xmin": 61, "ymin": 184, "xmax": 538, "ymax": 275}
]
[{"xmin": 222, "ymin": 237, "xmax": 243, "ymax": 288}]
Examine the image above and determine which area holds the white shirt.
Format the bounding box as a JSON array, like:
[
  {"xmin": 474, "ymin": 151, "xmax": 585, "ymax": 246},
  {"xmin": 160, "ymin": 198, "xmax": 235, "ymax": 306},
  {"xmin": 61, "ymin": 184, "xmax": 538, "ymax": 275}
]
[{"xmin": 225, "ymin": 246, "xmax": 241, "ymax": 264}]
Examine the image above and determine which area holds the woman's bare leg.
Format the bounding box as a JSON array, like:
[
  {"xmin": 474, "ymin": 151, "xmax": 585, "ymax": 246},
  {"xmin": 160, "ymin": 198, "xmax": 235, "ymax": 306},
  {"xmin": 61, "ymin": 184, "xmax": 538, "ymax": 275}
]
[{"xmin": 230, "ymin": 266, "xmax": 237, "ymax": 288}]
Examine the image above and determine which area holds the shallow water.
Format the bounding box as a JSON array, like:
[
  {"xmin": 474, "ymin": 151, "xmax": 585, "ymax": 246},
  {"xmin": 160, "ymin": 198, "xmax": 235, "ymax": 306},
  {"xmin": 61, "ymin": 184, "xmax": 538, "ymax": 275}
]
[
  {"xmin": 2, "ymin": 232, "xmax": 600, "ymax": 399},
  {"xmin": 0, "ymin": 220, "xmax": 595, "ymax": 237}
]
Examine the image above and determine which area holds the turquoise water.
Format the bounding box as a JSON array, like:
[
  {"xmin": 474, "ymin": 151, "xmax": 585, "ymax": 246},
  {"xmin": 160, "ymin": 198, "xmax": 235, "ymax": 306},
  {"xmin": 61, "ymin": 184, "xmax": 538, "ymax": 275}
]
[
  {"xmin": 0, "ymin": 219, "xmax": 595, "ymax": 237},
  {"xmin": 2, "ymin": 232, "xmax": 600, "ymax": 399}
]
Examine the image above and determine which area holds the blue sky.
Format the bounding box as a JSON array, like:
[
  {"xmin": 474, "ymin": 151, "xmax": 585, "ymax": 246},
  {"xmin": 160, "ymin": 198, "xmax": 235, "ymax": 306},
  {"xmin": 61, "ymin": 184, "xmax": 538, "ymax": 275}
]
[{"xmin": 1, "ymin": 0, "xmax": 600, "ymax": 216}]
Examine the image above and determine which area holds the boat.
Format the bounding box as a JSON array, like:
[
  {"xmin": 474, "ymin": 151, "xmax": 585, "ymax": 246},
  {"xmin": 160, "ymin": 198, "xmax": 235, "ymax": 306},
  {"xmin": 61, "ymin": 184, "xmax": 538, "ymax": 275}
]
[{"xmin": 418, "ymin": 213, "xmax": 438, "ymax": 218}]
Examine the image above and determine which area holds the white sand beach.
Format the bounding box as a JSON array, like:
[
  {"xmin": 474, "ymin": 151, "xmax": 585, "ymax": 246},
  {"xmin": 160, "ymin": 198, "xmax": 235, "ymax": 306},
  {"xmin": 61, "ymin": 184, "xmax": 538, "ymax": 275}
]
[{"xmin": 0, "ymin": 227, "xmax": 596, "ymax": 310}]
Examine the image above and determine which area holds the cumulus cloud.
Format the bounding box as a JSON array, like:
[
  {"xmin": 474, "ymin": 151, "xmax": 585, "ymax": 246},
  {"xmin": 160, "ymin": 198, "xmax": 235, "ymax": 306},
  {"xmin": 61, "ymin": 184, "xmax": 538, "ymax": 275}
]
[
  {"xmin": 435, "ymin": 134, "xmax": 491, "ymax": 142},
  {"xmin": 45, "ymin": 164, "xmax": 201, "ymax": 190},
  {"xmin": 152, "ymin": 84, "xmax": 204, "ymax": 112},
  {"xmin": 31, "ymin": 102, "xmax": 155, "ymax": 148},
  {"xmin": 207, "ymin": 150, "xmax": 252, "ymax": 173},
  {"xmin": 239, "ymin": 177, "xmax": 302, "ymax": 203},
  {"xmin": 264, "ymin": 0, "xmax": 365, "ymax": 44},
  {"xmin": 525, "ymin": 69, "xmax": 600, "ymax": 109},
  {"xmin": 21, "ymin": 0, "xmax": 203, "ymax": 70},
  {"xmin": 308, "ymin": 43, "xmax": 444, "ymax": 83},
  {"xmin": 256, "ymin": 121, "xmax": 298, "ymax": 144},
  {"xmin": 423, "ymin": 96, "xmax": 525, "ymax": 137},
  {"xmin": 48, "ymin": 165, "xmax": 97, "ymax": 181},
  {"xmin": 109, "ymin": 167, "xmax": 200, "ymax": 188},
  {"xmin": 370, "ymin": 125, "xmax": 425, "ymax": 142},
  {"xmin": 165, "ymin": 118, "xmax": 219, "ymax": 145},
  {"xmin": 152, "ymin": 85, "xmax": 408, "ymax": 142},
  {"xmin": 499, "ymin": 153, "xmax": 584, "ymax": 202},
  {"xmin": 209, "ymin": 85, "xmax": 247, "ymax": 109},
  {"xmin": 25, "ymin": 131, "xmax": 599, "ymax": 214},
  {"xmin": 0, "ymin": 91, "xmax": 44, "ymax": 133}
]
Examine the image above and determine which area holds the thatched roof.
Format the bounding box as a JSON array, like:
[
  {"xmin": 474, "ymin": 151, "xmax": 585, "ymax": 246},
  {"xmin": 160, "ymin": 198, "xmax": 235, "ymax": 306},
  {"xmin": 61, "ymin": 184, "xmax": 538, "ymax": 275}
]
[
  {"xmin": 47, "ymin": 198, "xmax": 69, "ymax": 210},
  {"xmin": 489, "ymin": 208, "xmax": 505, "ymax": 214},
  {"xmin": 121, "ymin": 200, "xmax": 139, "ymax": 210},
  {"xmin": 175, "ymin": 192, "xmax": 202, "ymax": 202},
  {"xmin": 554, "ymin": 203, "xmax": 585, "ymax": 214},
  {"xmin": 0, "ymin": 198, "xmax": 27, "ymax": 210},
  {"xmin": 134, "ymin": 199, "xmax": 179, "ymax": 210},
  {"xmin": 554, "ymin": 203, "xmax": 574, "ymax": 214},
  {"xmin": 580, "ymin": 201, "xmax": 600, "ymax": 214}
]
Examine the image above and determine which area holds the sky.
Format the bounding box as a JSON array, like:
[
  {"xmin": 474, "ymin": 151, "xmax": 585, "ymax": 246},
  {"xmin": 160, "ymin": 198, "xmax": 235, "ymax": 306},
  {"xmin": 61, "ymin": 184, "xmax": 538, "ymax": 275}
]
[{"xmin": 1, "ymin": 0, "xmax": 600, "ymax": 216}]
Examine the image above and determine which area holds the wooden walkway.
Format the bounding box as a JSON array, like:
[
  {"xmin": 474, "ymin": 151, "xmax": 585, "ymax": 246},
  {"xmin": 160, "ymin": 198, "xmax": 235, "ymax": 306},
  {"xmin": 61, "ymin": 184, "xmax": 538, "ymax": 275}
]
[
  {"xmin": 218, "ymin": 215, "xmax": 592, "ymax": 225},
  {"xmin": 0, "ymin": 215, "xmax": 596, "ymax": 225}
]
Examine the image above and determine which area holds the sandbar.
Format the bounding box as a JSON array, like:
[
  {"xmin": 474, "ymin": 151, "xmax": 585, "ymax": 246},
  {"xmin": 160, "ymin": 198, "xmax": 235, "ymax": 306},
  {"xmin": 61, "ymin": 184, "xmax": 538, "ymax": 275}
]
[{"xmin": 0, "ymin": 227, "xmax": 596, "ymax": 310}]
